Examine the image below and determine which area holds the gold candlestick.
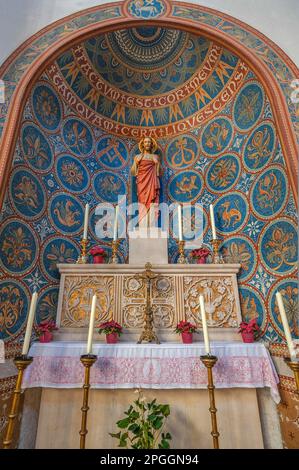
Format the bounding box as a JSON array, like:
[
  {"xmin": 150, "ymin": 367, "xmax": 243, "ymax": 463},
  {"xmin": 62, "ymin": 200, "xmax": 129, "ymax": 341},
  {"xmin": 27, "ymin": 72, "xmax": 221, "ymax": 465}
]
[
  {"xmin": 284, "ymin": 358, "xmax": 299, "ymax": 394},
  {"xmin": 79, "ymin": 354, "xmax": 97, "ymax": 449},
  {"xmin": 200, "ymin": 355, "xmax": 220, "ymax": 449},
  {"xmin": 3, "ymin": 355, "xmax": 33, "ymax": 449},
  {"xmin": 211, "ymin": 239, "xmax": 224, "ymax": 264},
  {"xmin": 110, "ymin": 239, "xmax": 120, "ymax": 264},
  {"xmin": 177, "ymin": 240, "xmax": 187, "ymax": 264},
  {"xmin": 77, "ymin": 238, "xmax": 89, "ymax": 264}
]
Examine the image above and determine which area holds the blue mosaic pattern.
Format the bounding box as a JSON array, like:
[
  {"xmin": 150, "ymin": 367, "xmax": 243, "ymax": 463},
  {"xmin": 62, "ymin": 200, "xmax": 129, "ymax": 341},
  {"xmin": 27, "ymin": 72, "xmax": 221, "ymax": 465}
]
[
  {"xmin": 259, "ymin": 219, "xmax": 297, "ymax": 276},
  {"xmin": 32, "ymin": 84, "xmax": 62, "ymax": 132},
  {"xmin": 168, "ymin": 171, "xmax": 203, "ymax": 203},
  {"xmin": 0, "ymin": 18, "xmax": 297, "ymax": 343},
  {"xmin": 201, "ymin": 117, "xmax": 233, "ymax": 156},
  {"xmin": 233, "ymin": 82, "xmax": 264, "ymax": 131},
  {"xmin": 0, "ymin": 219, "xmax": 38, "ymax": 275},
  {"xmin": 97, "ymin": 137, "xmax": 129, "ymax": 169},
  {"xmin": 21, "ymin": 123, "xmax": 53, "ymax": 171},
  {"xmin": 56, "ymin": 155, "xmax": 89, "ymax": 193},
  {"xmin": 250, "ymin": 166, "xmax": 288, "ymax": 219},
  {"xmin": 268, "ymin": 278, "xmax": 298, "ymax": 339},
  {"xmin": 244, "ymin": 121, "xmax": 276, "ymax": 172},
  {"xmin": 62, "ymin": 118, "xmax": 94, "ymax": 156},
  {"xmin": 214, "ymin": 192, "xmax": 249, "ymax": 235},
  {"xmin": 10, "ymin": 167, "xmax": 46, "ymax": 219},
  {"xmin": 41, "ymin": 237, "xmax": 80, "ymax": 281},
  {"xmin": 206, "ymin": 154, "xmax": 241, "ymax": 193},
  {"xmin": 0, "ymin": 279, "xmax": 30, "ymax": 340},
  {"xmin": 165, "ymin": 135, "xmax": 198, "ymax": 169}
]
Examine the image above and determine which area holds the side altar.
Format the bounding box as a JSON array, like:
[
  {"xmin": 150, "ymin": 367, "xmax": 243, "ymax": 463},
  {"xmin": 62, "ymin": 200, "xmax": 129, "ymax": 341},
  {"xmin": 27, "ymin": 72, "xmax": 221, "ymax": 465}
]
[{"xmin": 55, "ymin": 263, "xmax": 242, "ymax": 342}]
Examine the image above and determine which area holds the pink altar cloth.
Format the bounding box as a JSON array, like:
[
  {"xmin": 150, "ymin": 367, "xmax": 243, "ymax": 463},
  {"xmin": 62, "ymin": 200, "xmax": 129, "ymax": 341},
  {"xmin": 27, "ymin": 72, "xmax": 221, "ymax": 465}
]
[{"xmin": 23, "ymin": 341, "xmax": 280, "ymax": 403}]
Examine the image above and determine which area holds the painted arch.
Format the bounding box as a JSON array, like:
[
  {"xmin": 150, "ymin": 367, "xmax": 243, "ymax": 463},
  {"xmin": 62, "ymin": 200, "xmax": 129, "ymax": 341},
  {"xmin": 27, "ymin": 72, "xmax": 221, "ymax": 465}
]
[{"xmin": 0, "ymin": 0, "xmax": 298, "ymax": 346}]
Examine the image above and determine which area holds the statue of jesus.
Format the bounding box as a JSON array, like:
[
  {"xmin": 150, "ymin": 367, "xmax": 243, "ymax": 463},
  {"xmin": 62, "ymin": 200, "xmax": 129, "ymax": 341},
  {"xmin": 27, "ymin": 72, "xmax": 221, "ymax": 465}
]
[{"xmin": 131, "ymin": 136, "xmax": 161, "ymax": 226}]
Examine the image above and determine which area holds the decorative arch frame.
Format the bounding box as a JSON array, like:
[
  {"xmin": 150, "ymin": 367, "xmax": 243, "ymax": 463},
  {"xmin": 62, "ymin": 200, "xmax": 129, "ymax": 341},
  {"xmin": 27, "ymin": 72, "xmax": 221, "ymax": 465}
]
[{"xmin": 0, "ymin": 0, "xmax": 298, "ymax": 207}]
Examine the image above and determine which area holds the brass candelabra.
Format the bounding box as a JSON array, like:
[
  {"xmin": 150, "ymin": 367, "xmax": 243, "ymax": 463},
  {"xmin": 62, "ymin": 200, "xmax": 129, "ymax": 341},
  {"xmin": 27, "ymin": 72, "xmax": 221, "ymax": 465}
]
[
  {"xmin": 3, "ymin": 355, "xmax": 33, "ymax": 449},
  {"xmin": 177, "ymin": 240, "xmax": 187, "ymax": 264},
  {"xmin": 284, "ymin": 358, "xmax": 299, "ymax": 394},
  {"xmin": 136, "ymin": 263, "xmax": 160, "ymax": 344},
  {"xmin": 110, "ymin": 239, "xmax": 120, "ymax": 264},
  {"xmin": 77, "ymin": 238, "xmax": 89, "ymax": 264},
  {"xmin": 211, "ymin": 239, "xmax": 224, "ymax": 264},
  {"xmin": 79, "ymin": 354, "xmax": 97, "ymax": 449},
  {"xmin": 200, "ymin": 354, "xmax": 220, "ymax": 449}
]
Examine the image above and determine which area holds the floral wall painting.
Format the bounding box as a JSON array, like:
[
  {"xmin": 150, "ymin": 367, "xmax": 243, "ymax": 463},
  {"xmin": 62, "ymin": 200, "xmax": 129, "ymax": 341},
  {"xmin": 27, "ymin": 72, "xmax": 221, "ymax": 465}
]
[{"xmin": 0, "ymin": 1, "xmax": 297, "ymax": 351}]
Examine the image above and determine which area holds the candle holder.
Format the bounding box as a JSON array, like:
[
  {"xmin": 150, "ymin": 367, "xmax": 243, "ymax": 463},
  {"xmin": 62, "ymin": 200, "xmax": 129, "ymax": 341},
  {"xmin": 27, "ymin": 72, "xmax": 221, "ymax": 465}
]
[
  {"xmin": 77, "ymin": 238, "xmax": 89, "ymax": 264},
  {"xmin": 110, "ymin": 239, "xmax": 120, "ymax": 264},
  {"xmin": 284, "ymin": 358, "xmax": 299, "ymax": 394},
  {"xmin": 79, "ymin": 354, "xmax": 97, "ymax": 449},
  {"xmin": 177, "ymin": 240, "xmax": 187, "ymax": 264},
  {"xmin": 3, "ymin": 355, "xmax": 33, "ymax": 449},
  {"xmin": 210, "ymin": 239, "xmax": 224, "ymax": 264},
  {"xmin": 200, "ymin": 354, "xmax": 220, "ymax": 449}
]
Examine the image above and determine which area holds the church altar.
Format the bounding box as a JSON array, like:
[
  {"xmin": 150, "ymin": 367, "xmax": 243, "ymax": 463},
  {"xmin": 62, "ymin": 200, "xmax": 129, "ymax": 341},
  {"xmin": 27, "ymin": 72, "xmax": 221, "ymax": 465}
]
[{"xmin": 20, "ymin": 340, "xmax": 281, "ymax": 449}]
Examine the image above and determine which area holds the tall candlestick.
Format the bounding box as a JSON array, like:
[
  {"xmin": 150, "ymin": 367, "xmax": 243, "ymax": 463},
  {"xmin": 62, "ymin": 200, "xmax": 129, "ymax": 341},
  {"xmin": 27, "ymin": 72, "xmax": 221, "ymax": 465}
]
[
  {"xmin": 178, "ymin": 205, "xmax": 183, "ymax": 241},
  {"xmin": 199, "ymin": 294, "xmax": 210, "ymax": 355},
  {"xmin": 83, "ymin": 204, "xmax": 89, "ymax": 240},
  {"xmin": 209, "ymin": 205, "xmax": 217, "ymax": 240},
  {"xmin": 86, "ymin": 295, "xmax": 97, "ymax": 355},
  {"xmin": 22, "ymin": 292, "xmax": 38, "ymax": 356},
  {"xmin": 113, "ymin": 205, "xmax": 119, "ymax": 242},
  {"xmin": 276, "ymin": 292, "xmax": 296, "ymax": 360}
]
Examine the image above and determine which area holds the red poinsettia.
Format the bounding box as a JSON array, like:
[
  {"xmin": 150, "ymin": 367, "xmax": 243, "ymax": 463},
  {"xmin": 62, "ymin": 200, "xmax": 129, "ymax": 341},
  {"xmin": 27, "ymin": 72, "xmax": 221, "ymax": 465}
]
[
  {"xmin": 238, "ymin": 318, "xmax": 260, "ymax": 336},
  {"xmin": 90, "ymin": 246, "xmax": 107, "ymax": 256},
  {"xmin": 175, "ymin": 320, "xmax": 198, "ymax": 334},
  {"xmin": 191, "ymin": 248, "xmax": 211, "ymax": 259},
  {"xmin": 98, "ymin": 320, "xmax": 123, "ymax": 336},
  {"xmin": 36, "ymin": 319, "xmax": 58, "ymax": 337}
]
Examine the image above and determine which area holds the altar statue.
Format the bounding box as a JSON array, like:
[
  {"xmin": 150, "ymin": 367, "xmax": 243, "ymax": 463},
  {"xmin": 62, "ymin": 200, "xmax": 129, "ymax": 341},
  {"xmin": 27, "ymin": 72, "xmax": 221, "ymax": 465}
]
[{"xmin": 131, "ymin": 136, "xmax": 161, "ymax": 225}]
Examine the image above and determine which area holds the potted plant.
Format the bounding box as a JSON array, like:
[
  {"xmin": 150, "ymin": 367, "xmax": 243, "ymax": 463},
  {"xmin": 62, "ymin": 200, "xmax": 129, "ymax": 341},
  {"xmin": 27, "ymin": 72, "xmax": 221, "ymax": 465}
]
[
  {"xmin": 36, "ymin": 319, "xmax": 58, "ymax": 343},
  {"xmin": 90, "ymin": 246, "xmax": 107, "ymax": 264},
  {"xmin": 191, "ymin": 247, "xmax": 211, "ymax": 264},
  {"xmin": 238, "ymin": 318, "xmax": 260, "ymax": 343},
  {"xmin": 109, "ymin": 389, "xmax": 172, "ymax": 448},
  {"xmin": 175, "ymin": 320, "xmax": 198, "ymax": 343},
  {"xmin": 98, "ymin": 320, "xmax": 123, "ymax": 343}
]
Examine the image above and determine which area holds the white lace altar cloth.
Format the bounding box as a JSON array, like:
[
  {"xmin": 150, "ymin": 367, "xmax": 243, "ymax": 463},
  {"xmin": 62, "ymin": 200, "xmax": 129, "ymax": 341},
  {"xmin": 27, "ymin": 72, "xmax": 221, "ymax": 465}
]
[{"xmin": 23, "ymin": 341, "xmax": 280, "ymax": 403}]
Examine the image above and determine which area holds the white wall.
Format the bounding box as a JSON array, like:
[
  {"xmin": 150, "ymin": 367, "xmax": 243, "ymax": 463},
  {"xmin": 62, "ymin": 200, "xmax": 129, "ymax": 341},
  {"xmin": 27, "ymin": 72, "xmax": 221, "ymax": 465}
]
[{"xmin": 0, "ymin": 0, "xmax": 298, "ymax": 67}]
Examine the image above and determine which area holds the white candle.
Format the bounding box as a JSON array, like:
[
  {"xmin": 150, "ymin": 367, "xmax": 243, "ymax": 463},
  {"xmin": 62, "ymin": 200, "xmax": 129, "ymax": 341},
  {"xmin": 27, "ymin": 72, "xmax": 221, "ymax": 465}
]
[
  {"xmin": 199, "ymin": 295, "xmax": 210, "ymax": 355},
  {"xmin": 86, "ymin": 294, "xmax": 97, "ymax": 354},
  {"xmin": 209, "ymin": 204, "xmax": 217, "ymax": 240},
  {"xmin": 276, "ymin": 292, "xmax": 296, "ymax": 360},
  {"xmin": 22, "ymin": 292, "xmax": 38, "ymax": 356},
  {"xmin": 178, "ymin": 205, "xmax": 183, "ymax": 241},
  {"xmin": 113, "ymin": 205, "xmax": 119, "ymax": 242},
  {"xmin": 83, "ymin": 203, "xmax": 89, "ymax": 239}
]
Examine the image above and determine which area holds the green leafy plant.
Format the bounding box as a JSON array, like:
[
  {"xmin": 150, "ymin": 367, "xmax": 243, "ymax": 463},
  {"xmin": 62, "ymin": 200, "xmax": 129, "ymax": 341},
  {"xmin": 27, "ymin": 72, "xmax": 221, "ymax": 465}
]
[{"xmin": 109, "ymin": 390, "xmax": 172, "ymax": 449}]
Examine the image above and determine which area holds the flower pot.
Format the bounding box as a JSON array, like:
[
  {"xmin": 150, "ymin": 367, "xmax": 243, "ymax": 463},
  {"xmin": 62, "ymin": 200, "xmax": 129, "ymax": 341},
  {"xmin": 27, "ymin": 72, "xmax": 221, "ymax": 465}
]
[
  {"xmin": 39, "ymin": 331, "xmax": 53, "ymax": 343},
  {"xmin": 196, "ymin": 257, "xmax": 207, "ymax": 264},
  {"xmin": 106, "ymin": 332, "xmax": 119, "ymax": 344},
  {"xmin": 181, "ymin": 332, "xmax": 193, "ymax": 344},
  {"xmin": 92, "ymin": 255, "xmax": 105, "ymax": 264},
  {"xmin": 241, "ymin": 331, "xmax": 254, "ymax": 343}
]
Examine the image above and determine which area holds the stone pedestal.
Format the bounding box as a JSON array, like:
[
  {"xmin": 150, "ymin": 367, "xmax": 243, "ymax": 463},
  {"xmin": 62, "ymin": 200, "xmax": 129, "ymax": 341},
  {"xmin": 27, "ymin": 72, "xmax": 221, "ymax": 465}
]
[{"xmin": 128, "ymin": 228, "xmax": 168, "ymax": 264}]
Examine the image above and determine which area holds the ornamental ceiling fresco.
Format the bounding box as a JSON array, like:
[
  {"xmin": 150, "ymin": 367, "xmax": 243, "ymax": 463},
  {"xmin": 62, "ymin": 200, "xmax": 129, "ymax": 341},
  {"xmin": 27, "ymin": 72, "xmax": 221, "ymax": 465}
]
[
  {"xmin": 0, "ymin": 22, "xmax": 297, "ymax": 349},
  {"xmin": 47, "ymin": 27, "xmax": 247, "ymax": 137}
]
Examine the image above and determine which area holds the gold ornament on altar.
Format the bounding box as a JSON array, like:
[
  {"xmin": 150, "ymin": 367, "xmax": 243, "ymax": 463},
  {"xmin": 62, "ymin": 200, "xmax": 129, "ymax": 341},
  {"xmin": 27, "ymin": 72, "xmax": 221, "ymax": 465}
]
[{"xmin": 135, "ymin": 262, "xmax": 160, "ymax": 344}]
